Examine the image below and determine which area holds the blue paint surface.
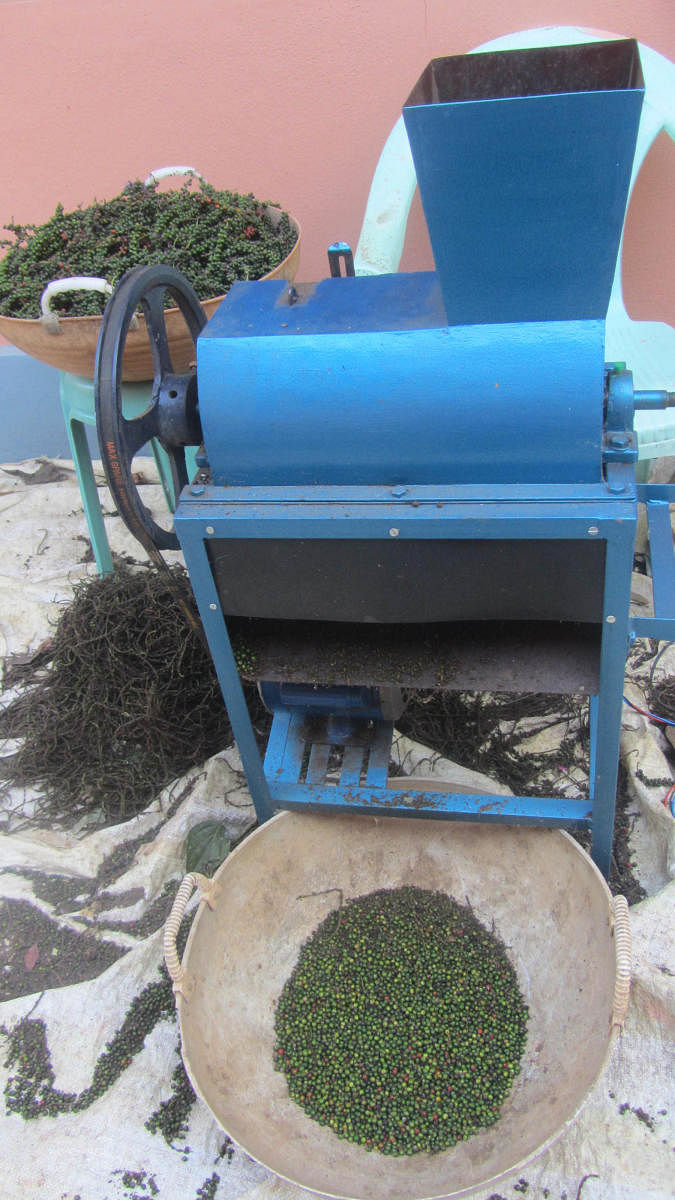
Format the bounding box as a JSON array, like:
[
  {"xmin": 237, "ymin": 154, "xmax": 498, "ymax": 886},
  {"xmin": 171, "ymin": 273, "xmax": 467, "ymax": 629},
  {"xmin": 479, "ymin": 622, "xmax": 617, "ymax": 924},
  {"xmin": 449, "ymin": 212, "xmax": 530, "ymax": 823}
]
[
  {"xmin": 200, "ymin": 272, "xmax": 447, "ymax": 337},
  {"xmin": 402, "ymin": 43, "xmax": 643, "ymax": 324},
  {"xmin": 198, "ymin": 295, "xmax": 605, "ymax": 486}
]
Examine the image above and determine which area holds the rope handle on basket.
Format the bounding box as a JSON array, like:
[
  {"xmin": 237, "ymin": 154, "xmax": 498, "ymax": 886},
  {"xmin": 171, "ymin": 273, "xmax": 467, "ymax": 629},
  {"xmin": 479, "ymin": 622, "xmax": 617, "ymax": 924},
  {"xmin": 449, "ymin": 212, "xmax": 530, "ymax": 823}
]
[
  {"xmin": 611, "ymin": 894, "xmax": 632, "ymax": 1033},
  {"xmin": 39, "ymin": 277, "xmax": 140, "ymax": 334},
  {"xmin": 163, "ymin": 871, "xmax": 220, "ymax": 999}
]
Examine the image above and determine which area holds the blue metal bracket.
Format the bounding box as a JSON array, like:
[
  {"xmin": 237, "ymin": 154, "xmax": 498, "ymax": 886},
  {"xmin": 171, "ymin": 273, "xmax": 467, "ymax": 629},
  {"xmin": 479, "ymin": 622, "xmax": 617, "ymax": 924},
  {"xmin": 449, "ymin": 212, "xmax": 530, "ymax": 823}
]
[
  {"xmin": 631, "ymin": 484, "xmax": 675, "ymax": 640},
  {"xmin": 327, "ymin": 242, "xmax": 355, "ymax": 277},
  {"xmin": 263, "ymin": 708, "xmax": 591, "ymax": 827},
  {"xmin": 175, "ymin": 483, "xmax": 638, "ymax": 878},
  {"xmin": 264, "ymin": 709, "xmax": 392, "ymax": 789},
  {"xmin": 273, "ymin": 781, "xmax": 592, "ymax": 826}
]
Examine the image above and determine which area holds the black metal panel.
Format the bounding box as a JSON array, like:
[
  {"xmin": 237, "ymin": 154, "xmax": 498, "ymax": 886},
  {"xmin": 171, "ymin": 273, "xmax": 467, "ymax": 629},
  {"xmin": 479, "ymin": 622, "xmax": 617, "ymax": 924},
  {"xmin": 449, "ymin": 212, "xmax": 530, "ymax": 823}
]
[
  {"xmin": 207, "ymin": 538, "xmax": 605, "ymax": 624},
  {"xmin": 405, "ymin": 40, "xmax": 642, "ymax": 107},
  {"xmin": 227, "ymin": 618, "xmax": 601, "ymax": 695}
]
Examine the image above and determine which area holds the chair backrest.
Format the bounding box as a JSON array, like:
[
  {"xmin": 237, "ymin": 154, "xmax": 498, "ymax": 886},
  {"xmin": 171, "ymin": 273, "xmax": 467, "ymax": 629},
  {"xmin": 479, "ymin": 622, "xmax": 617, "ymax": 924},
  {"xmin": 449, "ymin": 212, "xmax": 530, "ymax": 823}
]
[{"xmin": 354, "ymin": 25, "xmax": 674, "ymax": 323}]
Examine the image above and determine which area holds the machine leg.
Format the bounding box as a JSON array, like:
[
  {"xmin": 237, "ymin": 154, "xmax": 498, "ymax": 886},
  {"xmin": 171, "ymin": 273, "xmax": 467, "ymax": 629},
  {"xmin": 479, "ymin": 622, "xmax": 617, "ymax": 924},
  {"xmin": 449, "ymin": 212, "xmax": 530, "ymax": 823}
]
[
  {"xmin": 179, "ymin": 533, "xmax": 274, "ymax": 824},
  {"xmin": 589, "ymin": 519, "xmax": 635, "ymax": 877},
  {"xmin": 588, "ymin": 689, "xmax": 622, "ymax": 878},
  {"xmin": 588, "ymin": 695, "xmax": 599, "ymax": 802}
]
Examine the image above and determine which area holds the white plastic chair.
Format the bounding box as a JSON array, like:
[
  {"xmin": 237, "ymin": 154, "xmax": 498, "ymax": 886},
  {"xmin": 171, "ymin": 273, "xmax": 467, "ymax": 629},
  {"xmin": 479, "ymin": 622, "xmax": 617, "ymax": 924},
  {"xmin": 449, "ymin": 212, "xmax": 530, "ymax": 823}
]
[{"xmin": 354, "ymin": 26, "xmax": 675, "ymax": 467}]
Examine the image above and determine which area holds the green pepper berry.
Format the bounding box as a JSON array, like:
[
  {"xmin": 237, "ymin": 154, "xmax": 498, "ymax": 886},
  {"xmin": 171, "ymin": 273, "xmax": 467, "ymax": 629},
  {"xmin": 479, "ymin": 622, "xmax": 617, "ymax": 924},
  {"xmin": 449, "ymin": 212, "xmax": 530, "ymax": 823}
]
[{"xmin": 274, "ymin": 886, "xmax": 528, "ymax": 1156}]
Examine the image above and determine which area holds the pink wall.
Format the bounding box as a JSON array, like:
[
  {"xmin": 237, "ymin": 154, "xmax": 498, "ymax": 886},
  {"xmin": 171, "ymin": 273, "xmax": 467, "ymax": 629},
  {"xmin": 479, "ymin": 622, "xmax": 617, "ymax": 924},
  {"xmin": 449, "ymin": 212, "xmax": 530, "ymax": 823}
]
[{"xmin": 1, "ymin": 0, "xmax": 673, "ymax": 332}]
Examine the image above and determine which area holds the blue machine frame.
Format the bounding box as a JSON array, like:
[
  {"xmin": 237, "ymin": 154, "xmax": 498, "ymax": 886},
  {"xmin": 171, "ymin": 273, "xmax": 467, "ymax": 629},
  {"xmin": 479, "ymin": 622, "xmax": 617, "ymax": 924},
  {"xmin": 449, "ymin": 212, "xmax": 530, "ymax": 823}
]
[
  {"xmin": 175, "ymin": 465, "xmax": 675, "ymax": 880},
  {"xmin": 85, "ymin": 42, "xmax": 673, "ymax": 889},
  {"xmin": 168, "ymin": 41, "xmax": 675, "ymax": 882}
]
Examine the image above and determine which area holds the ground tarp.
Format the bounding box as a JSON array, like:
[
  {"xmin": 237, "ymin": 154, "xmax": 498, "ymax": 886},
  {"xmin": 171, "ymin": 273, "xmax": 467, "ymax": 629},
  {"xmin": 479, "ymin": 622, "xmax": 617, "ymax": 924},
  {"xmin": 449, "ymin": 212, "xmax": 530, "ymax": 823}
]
[{"xmin": 0, "ymin": 460, "xmax": 673, "ymax": 1200}]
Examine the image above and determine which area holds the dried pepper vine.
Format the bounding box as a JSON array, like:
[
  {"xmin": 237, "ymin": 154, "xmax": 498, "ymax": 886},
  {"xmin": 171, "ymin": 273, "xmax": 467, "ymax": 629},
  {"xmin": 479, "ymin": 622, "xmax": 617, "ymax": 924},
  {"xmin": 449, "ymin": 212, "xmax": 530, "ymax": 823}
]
[{"xmin": 0, "ymin": 564, "xmax": 232, "ymax": 819}]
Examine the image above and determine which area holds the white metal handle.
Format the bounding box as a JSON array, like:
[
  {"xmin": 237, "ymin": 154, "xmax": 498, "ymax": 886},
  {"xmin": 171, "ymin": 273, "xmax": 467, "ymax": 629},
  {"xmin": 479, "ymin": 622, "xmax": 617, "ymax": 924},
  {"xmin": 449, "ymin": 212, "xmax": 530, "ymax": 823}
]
[
  {"xmin": 39, "ymin": 276, "xmax": 141, "ymax": 333},
  {"xmin": 144, "ymin": 165, "xmax": 207, "ymax": 186},
  {"xmin": 40, "ymin": 277, "xmax": 113, "ymax": 333}
]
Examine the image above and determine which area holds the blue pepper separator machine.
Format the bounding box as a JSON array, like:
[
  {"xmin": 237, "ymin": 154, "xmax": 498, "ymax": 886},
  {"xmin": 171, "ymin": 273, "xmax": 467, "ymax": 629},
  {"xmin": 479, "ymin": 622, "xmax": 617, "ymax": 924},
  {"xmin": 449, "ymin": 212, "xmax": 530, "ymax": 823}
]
[{"xmin": 95, "ymin": 40, "xmax": 675, "ymax": 880}]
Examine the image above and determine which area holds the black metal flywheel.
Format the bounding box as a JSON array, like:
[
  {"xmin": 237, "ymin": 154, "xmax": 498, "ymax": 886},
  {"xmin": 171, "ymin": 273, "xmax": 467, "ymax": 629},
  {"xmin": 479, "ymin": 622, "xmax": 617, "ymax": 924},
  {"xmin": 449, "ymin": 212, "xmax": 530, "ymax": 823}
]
[{"xmin": 94, "ymin": 264, "xmax": 206, "ymax": 556}]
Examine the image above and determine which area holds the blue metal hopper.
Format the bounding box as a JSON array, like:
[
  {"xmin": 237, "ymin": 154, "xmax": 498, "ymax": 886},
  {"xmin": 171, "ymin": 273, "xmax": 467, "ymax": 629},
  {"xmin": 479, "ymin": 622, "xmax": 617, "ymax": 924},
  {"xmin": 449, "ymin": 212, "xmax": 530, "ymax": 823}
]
[{"xmin": 402, "ymin": 40, "xmax": 644, "ymax": 324}]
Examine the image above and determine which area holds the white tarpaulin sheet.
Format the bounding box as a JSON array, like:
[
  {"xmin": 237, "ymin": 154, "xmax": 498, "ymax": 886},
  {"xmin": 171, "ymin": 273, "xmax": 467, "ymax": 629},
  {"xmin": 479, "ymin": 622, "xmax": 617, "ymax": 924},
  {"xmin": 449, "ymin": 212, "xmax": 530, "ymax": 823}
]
[{"xmin": 0, "ymin": 460, "xmax": 673, "ymax": 1200}]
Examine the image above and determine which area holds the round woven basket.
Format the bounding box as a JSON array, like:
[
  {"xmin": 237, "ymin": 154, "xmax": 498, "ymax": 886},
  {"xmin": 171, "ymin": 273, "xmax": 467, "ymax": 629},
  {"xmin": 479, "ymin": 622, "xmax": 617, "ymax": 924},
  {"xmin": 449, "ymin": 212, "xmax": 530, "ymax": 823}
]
[
  {"xmin": 165, "ymin": 811, "xmax": 631, "ymax": 1200},
  {"xmin": 0, "ymin": 207, "xmax": 300, "ymax": 382}
]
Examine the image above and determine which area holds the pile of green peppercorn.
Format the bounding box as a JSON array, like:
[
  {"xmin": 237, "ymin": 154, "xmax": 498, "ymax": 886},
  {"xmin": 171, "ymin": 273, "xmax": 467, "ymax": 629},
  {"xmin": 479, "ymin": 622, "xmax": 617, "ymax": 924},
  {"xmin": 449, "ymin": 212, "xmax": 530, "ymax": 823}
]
[
  {"xmin": 274, "ymin": 886, "xmax": 529, "ymax": 1156},
  {"xmin": 0, "ymin": 177, "xmax": 297, "ymax": 319}
]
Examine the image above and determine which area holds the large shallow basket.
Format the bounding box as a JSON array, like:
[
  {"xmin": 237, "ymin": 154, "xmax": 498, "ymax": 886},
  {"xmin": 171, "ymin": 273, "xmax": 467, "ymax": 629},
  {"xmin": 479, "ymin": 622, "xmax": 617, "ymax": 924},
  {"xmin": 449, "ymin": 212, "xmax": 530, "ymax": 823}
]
[
  {"xmin": 0, "ymin": 206, "xmax": 300, "ymax": 381},
  {"xmin": 165, "ymin": 812, "xmax": 630, "ymax": 1200}
]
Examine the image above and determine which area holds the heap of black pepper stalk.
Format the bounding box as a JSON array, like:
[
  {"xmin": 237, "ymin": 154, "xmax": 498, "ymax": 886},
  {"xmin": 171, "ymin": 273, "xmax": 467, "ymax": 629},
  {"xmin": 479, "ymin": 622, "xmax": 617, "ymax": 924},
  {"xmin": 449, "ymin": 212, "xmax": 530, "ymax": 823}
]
[
  {"xmin": 0, "ymin": 564, "xmax": 232, "ymax": 819},
  {"xmin": 0, "ymin": 176, "xmax": 296, "ymax": 319},
  {"xmin": 274, "ymin": 886, "xmax": 528, "ymax": 1156}
]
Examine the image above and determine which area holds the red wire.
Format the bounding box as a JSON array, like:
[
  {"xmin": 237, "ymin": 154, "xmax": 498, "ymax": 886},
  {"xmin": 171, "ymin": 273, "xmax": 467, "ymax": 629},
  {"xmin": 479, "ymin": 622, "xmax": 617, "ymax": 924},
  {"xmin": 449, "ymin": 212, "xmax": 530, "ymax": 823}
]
[{"xmin": 624, "ymin": 696, "xmax": 675, "ymax": 726}]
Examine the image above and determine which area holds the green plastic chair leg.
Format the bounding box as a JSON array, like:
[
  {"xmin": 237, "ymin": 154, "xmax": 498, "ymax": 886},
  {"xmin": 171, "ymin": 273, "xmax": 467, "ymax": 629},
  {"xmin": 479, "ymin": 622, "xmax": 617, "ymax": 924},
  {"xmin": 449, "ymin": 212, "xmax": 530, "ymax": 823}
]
[
  {"xmin": 150, "ymin": 441, "xmax": 199, "ymax": 510},
  {"xmin": 59, "ymin": 385, "xmax": 114, "ymax": 575},
  {"xmin": 59, "ymin": 371, "xmax": 198, "ymax": 573},
  {"xmin": 152, "ymin": 442, "xmax": 178, "ymax": 511}
]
